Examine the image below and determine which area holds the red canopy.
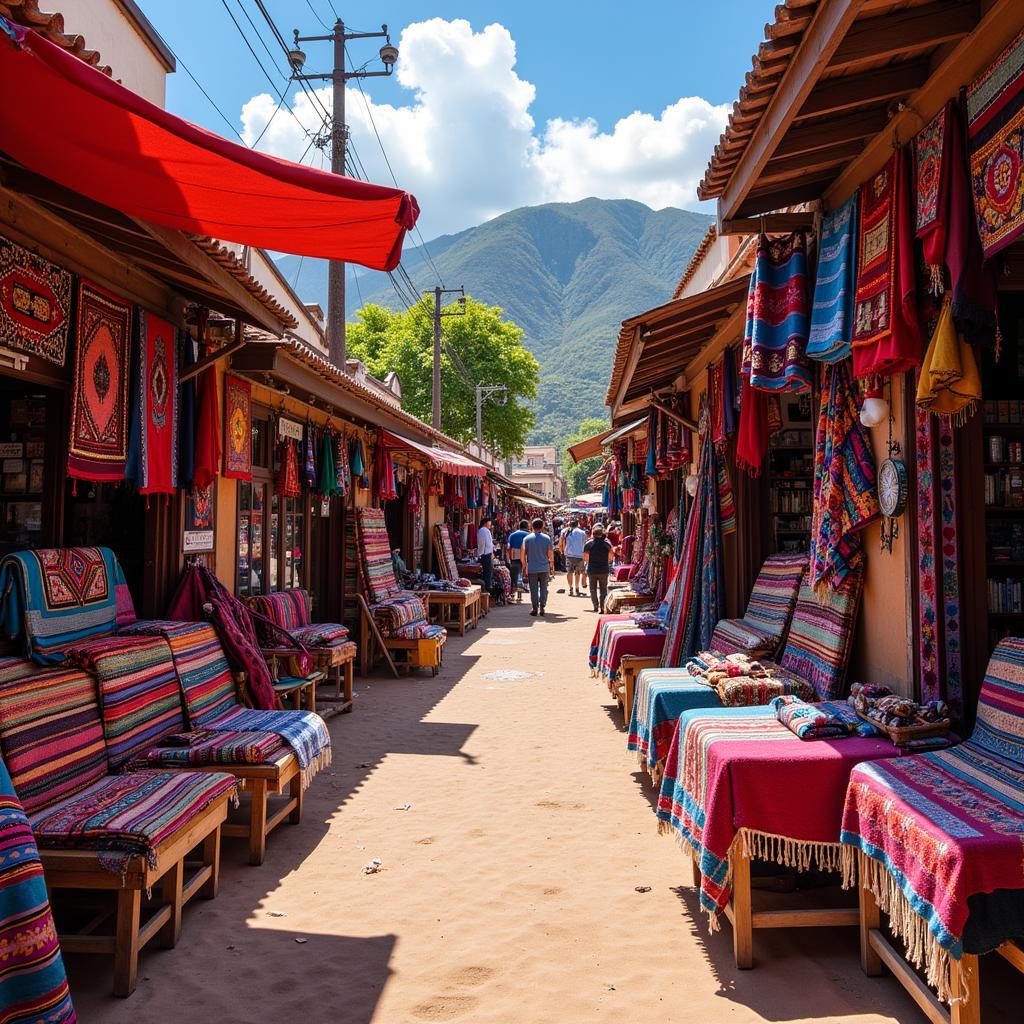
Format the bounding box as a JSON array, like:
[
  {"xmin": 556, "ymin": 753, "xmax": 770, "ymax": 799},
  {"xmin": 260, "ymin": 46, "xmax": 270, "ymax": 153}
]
[
  {"xmin": 381, "ymin": 430, "xmax": 486, "ymax": 477},
  {"xmin": 0, "ymin": 21, "xmax": 419, "ymax": 270}
]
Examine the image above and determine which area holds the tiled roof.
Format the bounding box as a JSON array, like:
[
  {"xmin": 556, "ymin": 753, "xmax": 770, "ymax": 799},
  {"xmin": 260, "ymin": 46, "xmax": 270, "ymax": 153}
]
[
  {"xmin": 672, "ymin": 225, "xmax": 717, "ymax": 299},
  {"xmin": 0, "ymin": 0, "xmax": 110, "ymax": 73}
]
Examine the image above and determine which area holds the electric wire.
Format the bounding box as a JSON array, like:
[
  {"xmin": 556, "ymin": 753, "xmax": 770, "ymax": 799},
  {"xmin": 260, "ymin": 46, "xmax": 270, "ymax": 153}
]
[
  {"xmin": 304, "ymin": 0, "xmax": 330, "ymax": 31},
  {"xmin": 233, "ymin": 0, "xmax": 288, "ymax": 81},
  {"xmin": 159, "ymin": 40, "xmax": 246, "ymax": 143},
  {"xmin": 249, "ymin": 79, "xmax": 293, "ymax": 147}
]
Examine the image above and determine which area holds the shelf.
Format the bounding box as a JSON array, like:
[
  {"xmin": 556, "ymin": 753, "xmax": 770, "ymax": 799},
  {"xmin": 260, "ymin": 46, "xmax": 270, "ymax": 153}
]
[
  {"xmin": 989, "ymin": 561, "xmax": 1024, "ymax": 569},
  {"xmin": 984, "ymin": 462, "xmax": 1024, "ymax": 470}
]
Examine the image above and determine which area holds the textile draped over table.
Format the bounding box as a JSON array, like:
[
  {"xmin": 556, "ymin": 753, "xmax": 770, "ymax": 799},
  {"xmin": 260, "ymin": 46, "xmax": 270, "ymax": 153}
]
[
  {"xmin": 68, "ymin": 280, "xmax": 132, "ymax": 482},
  {"xmin": 222, "ymin": 374, "xmax": 252, "ymax": 481},
  {"xmin": 809, "ymin": 360, "xmax": 879, "ymax": 593},
  {"xmin": 807, "ymin": 195, "xmax": 858, "ymax": 363},
  {"xmin": 0, "ymin": 231, "xmax": 71, "ymax": 367}
]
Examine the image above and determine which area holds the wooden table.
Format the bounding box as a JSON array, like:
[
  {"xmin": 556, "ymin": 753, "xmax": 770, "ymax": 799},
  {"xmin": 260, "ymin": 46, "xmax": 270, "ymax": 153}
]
[
  {"xmin": 264, "ymin": 640, "xmax": 355, "ymax": 715},
  {"xmin": 419, "ymin": 585, "xmax": 482, "ymax": 635}
]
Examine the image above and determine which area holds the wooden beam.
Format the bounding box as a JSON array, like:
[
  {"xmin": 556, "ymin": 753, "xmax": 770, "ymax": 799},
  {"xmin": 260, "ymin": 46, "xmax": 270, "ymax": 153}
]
[
  {"xmin": 648, "ymin": 396, "xmax": 697, "ymax": 432},
  {"xmin": 720, "ymin": 211, "xmax": 817, "ymax": 236},
  {"xmin": 716, "ymin": 0, "xmax": 862, "ymax": 223},
  {"xmin": 610, "ymin": 324, "xmax": 644, "ymax": 420},
  {"xmin": 683, "ymin": 303, "xmax": 748, "ymax": 389},
  {"xmin": 828, "ymin": 0, "xmax": 978, "ymax": 72},
  {"xmin": 759, "ymin": 138, "xmax": 868, "ymax": 185},
  {"xmin": 179, "ymin": 338, "xmax": 245, "ymax": 383},
  {"xmin": 774, "ymin": 106, "xmax": 890, "ymax": 159},
  {"xmin": 737, "ymin": 176, "xmax": 835, "ymax": 218},
  {"xmin": 796, "ymin": 60, "xmax": 932, "ymax": 120}
]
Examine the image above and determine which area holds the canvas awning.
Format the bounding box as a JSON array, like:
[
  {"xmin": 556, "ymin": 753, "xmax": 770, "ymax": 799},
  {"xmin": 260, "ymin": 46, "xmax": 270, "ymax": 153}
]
[
  {"xmin": 381, "ymin": 430, "xmax": 486, "ymax": 477},
  {"xmin": 0, "ymin": 20, "xmax": 418, "ymax": 270},
  {"xmin": 567, "ymin": 427, "xmax": 613, "ymax": 465},
  {"xmin": 601, "ymin": 416, "xmax": 647, "ymax": 447}
]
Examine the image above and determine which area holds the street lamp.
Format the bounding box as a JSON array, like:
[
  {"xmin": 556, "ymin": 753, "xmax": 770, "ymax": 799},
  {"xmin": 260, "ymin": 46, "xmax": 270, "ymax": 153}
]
[{"xmin": 291, "ymin": 19, "xmax": 398, "ymax": 370}]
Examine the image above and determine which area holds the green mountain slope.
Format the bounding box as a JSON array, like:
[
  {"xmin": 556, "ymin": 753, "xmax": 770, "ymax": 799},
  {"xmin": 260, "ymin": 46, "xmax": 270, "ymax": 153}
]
[{"xmin": 275, "ymin": 198, "xmax": 711, "ymax": 444}]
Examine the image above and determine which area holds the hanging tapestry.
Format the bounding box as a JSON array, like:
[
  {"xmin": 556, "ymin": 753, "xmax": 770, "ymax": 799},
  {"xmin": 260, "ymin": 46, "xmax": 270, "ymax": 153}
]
[
  {"xmin": 742, "ymin": 232, "xmax": 812, "ymax": 393},
  {"xmin": 645, "ymin": 405, "xmax": 658, "ymax": 477},
  {"xmin": 916, "ymin": 293, "xmax": 981, "ymax": 425},
  {"xmin": 222, "ymin": 374, "xmax": 251, "ymax": 481},
  {"xmin": 192, "ymin": 364, "xmax": 220, "ymax": 488},
  {"xmin": 809, "ymin": 360, "xmax": 879, "ymax": 592},
  {"xmin": 914, "ymin": 102, "xmax": 951, "ymax": 286},
  {"xmin": 0, "ymin": 232, "xmax": 72, "ymax": 366},
  {"xmin": 736, "ymin": 375, "xmax": 769, "ymax": 476},
  {"xmin": 67, "ymin": 279, "xmax": 132, "ymax": 482},
  {"xmin": 275, "ymin": 438, "xmax": 301, "ymax": 497},
  {"xmin": 178, "ymin": 332, "xmax": 195, "ymax": 487},
  {"xmin": 317, "ymin": 431, "xmax": 337, "ymax": 496},
  {"xmin": 303, "ymin": 423, "xmax": 317, "ymax": 488},
  {"xmin": 966, "ymin": 27, "xmax": 1024, "ymax": 259},
  {"xmin": 807, "ymin": 194, "xmax": 858, "ymax": 363},
  {"xmin": 335, "ymin": 430, "xmax": 351, "ymax": 496},
  {"xmin": 852, "ymin": 148, "xmax": 921, "ymax": 378},
  {"xmin": 127, "ymin": 309, "xmax": 179, "ymax": 495},
  {"xmin": 375, "ymin": 431, "xmax": 397, "ymax": 500}
]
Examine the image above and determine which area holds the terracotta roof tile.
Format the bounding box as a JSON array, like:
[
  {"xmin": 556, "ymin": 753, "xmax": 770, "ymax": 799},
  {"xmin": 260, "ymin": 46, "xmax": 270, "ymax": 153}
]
[{"xmin": 0, "ymin": 0, "xmax": 110, "ymax": 74}]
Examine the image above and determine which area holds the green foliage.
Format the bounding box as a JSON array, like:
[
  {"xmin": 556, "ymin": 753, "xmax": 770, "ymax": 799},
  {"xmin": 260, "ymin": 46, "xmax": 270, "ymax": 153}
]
[
  {"xmin": 347, "ymin": 297, "xmax": 539, "ymax": 459},
  {"xmin": 561, "ymin": 416, "xmax": 610, "ymax": 498}
]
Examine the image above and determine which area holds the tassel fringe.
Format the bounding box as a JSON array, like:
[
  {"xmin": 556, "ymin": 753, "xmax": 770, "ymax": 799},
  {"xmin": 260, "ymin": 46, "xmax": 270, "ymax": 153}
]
[
  {"xmin": 738, "ymin": 828, "xmax": 844, "ymax": 874},
  {"xmin": 300, "ymin": 746, "xmax": 332, "ymax": 789}
]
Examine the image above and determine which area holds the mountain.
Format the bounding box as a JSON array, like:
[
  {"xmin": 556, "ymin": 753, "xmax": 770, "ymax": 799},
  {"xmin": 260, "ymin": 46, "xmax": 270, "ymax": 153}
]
[{"xmin": 275, "ymin": 198, "xmax": 713, "ymax": 445}]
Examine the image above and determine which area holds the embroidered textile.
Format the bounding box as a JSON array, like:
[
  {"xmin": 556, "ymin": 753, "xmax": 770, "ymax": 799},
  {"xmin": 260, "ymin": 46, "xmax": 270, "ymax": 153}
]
[
  {"xmin": 916, "ymin": 294, "xmax": 981, "ymax": 425},
  {"xmin": 915, "ymin": 103, "xmax": 951, "ymax": 277},
  {"xmin": 127, "ymin": 310, "xmax": 179, "ymax": 494},
  {"xmin": 715, "ymin": 672, "xmax": 816, "ymax": 708},
  {"xmin": 222, "ymin": 374, "xmax": 252, "ymax": 480},
  {"xmin": 0, "ymin": 231, "xmax": 71, "ymax": 367},
  {"xmin": 335, "ymin": 431, "xmax": 352, "ymax": 496},
  {"xmin": 68, "ymin": 280, "xmax": 132, "ymax": 481},
  {"xmin": 317, "ymin": 430, "xmax": 337, "ymax": 496},
  {"xmin": 375, "ymin": 431, "xmax": 397, "ymax": 500},
  {"xmin": 275, "ymin": 438, "xmax": 301, "ymax": 498},
  {"xmin": 810, "ymin": 360, "xmax": 879, "ymax": 592},
  {"xmin": 967, "ymin": 28, "xmax": 1024, "ymax": 259},
  {"xmin": 372, "ymin": 595, "xmax": 433, "ymax": 638},
  {"xmin": 772, "ymin": 694, "xmax": 851, "ymax": 740},
  {"xmin": 742, "ymin": 232, "xmax": 812, "ymax": 393},
  {"xmin": 0, "ymin": 755, "xmax": 77, "ymax": 1024},
  {"xmin": 142, "ymin": 728, "xmax": 282, "ymax": 767},
  {"xmin": 807, "ymin": 195, "xmax": 858, "ymax": 362},
  {"xmin": 434, "ymin": 524, "xmax": 462, "ymax": 583}
]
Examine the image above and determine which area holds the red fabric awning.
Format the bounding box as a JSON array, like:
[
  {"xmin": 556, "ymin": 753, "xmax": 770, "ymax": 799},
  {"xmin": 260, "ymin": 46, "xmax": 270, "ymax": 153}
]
[
  {"xmin": 381, "ymin": 431, "xmax": 486, "ymax": 477},
  {"xmin": 0, "ymin": 21, "xmax": 419, "ymax": 271}
]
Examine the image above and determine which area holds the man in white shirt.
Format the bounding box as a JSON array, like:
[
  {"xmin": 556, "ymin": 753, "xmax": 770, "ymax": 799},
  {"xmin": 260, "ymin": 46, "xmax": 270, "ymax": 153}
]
[
  {"xmin": 477, "ymin": 516, "xmax": 495, "ymax": 594},
  {"xmin": 561, "ymin": 518, "xmax": 588, "ymax": 597}
]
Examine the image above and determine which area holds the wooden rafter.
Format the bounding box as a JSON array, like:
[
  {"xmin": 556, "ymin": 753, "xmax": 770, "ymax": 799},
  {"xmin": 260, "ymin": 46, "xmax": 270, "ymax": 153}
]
[
  {"xmin": 795, "ymin": 59, "xmax": 932, "ymax": 120},
  {"xmin": 774, "ymin": 106, "xmax": 890, "ymax": 159}
]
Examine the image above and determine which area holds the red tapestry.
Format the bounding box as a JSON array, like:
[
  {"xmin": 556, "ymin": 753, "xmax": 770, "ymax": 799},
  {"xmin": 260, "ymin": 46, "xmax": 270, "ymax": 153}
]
[
  {"xmin": 128, "ymin": 310, "xmax": 178, "ymax": 494},
  {"xmin": 223, "ymin": 374, "xmax": 251, "ymax": 481},
  {"xmin": 193, "ymin": 363, "xmax": 221, "ymax": 488},
  {"xmin": 67, "ymin": 279, "xmax": 132, "ymax": 481},
  {"xmin": 275, "ymin": 437, "xmax": 301, "ymax": 497},
  {"xmin": 0, "ymin": 232, "xmax": 71, "ymax": 365}
]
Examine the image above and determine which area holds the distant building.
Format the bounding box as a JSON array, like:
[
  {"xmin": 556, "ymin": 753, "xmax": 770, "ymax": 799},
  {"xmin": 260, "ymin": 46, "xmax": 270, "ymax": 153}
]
[{"xmin": 507, "ymin": 446, "xmax": 567, "ymax": 502}]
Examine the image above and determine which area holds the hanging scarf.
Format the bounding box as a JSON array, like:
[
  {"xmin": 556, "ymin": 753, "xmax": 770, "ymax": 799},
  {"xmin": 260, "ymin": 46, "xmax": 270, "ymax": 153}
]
[
  {"xmin": 736, "ymin": 374, "xmax": 769, "ymax": 476},
  {"xmin": 722, "ymin": 346, "xmax": 738, "ymax": 439},
  {"xmin": 916, "ymin": 293, "xmax": 982, "ymax": 425},
  {"xmin": 303, "ymin": 423, "xmax": 317, "ymax": 488},
  {"xmin": 318, "ymin": 430, "xmax": 337, "ymax": 496},
  {"xmin": 275, "ymin": 437, "xmax": 301, "ymax": 497},
  {"xmin": 807, "ymin": 194, "xmax": 858, "ymax": 362},
  {"xmin": 742, "ymin": 232, "xmax": 812, "ymax": 393},
  {"xmin": 914, "ymin": 102, "xmax": 952, "ymax": 292},
  {"xmin": 645, "ymin": 405, "xmax": 658, "ymax": 477},
  {"xmin": 407, "ymin": 473, "xmax": 422, "ymax": 512},
  {"xmin": 335, "ymin": 431, "xmax": 351, "ymax": 496},
  {"xmin": 374, "ymin": 431, "xmax": 397, "ymax": 501},
  {"xmin": 351, "ymin": 437, "xmax": 367, "ymax": 486},
  {"xmin": 178, "ymin": 331, "xmax": 196, "ymax": 488},
  {"xmin": 809, "ymin": 360, "xmax": 880, "ymax": 593}
]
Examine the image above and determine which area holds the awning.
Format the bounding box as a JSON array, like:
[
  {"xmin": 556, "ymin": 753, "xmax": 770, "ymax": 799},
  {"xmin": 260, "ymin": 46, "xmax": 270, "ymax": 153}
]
[
  {"xmin": 602, "ymin": 416, "xmax": 647, "ymax": 447},
  {"xmin": 567, "ymin": 426, "xmax": 613, "ymax": 464},
  {"xmin": 569, "ymin": 492, "xmax": 605, "ymax": 508},
  {"xmin": 0, "ymin": 21, "xmax": 418, "ymax": 270},
  {"xmin": 381, "ymin": 430, "xmax": 486, "ymax": 477}
]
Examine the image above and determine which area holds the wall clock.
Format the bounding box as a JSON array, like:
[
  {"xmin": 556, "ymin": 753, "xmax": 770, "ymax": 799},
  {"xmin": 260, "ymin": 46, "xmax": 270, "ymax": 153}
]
[{"xmin": 878, "ymin": 455, "xmax": 908, "ymax": 518}]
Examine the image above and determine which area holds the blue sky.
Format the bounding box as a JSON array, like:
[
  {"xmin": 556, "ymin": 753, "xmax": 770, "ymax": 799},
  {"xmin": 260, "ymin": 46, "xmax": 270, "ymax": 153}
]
[{"xmin": 140, "ymin": 0, "xmax": 773, "ymax": 236}]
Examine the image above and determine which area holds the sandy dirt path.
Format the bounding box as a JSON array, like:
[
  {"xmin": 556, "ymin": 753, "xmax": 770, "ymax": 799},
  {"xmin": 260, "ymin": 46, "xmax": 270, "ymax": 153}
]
[{"xmin": 68, "ymin": 586, "xmax": 1015, "ymax": 1023}]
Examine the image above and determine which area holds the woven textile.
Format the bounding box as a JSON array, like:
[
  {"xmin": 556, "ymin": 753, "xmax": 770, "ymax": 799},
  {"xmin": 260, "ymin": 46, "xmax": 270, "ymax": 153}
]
[
  {"xmin": 967, "ymin": 28, "xmax": 1024, "ymax": 259},
  {"xmin": 142, "ymin": 728, "xmax": 283, "ymax": 767},
  {"xmin": 841, "ymin": 638, "xmax": 1024, "ymax": 1001},
  {"xmin": 0, "ymin": 755, "xmax": 77, "ymax": 1024},
  {"xmin": 372, "ymin": 594, "xmax": 430, "ymax": 638},
  {"xmin": 915, "ymin": 103, "xmax": 951, "ymax": 276},
  {"xmin": 772, "ymin": 694, "xmax": 851, "ymax": 740},
  {"xmin": 193, "ymin": 362, "xmax": 221, "ymax": 489},
  {"xmin": 656, "ymin": 702, "xmax": 900, "ymax": 922},
  {"xmin": 434, "ymin": 524, "xmax": 461, "ymax": 582},
  {"xmin": 357, "ymin": 507, "xmax": 401, "ymax": 603},
  {"xmin": 710, "ymin": 553, "xmax": 805, "ymax": 657},
  {"xmin": 72, "ymin": 635, "xmax": 185, "ymax": 772},
  {"xmin": 715, "ymin": 672, "xmax": 815, "ymax": 707},
  {"xmin": 588, "ymin": 613, "xmax": 633, "ymax": 671},
  {"xmin": 275, "ymin": 438, "xmax": 300, "ymax": 498},
  {"xmin": 807, "ymin": 195, "xmax": 858, "ymax": 363},
  {"xmin": 126, "ymin": 309, "xmax": 179, "ymax": 495},
  {"xmin": 0, "ymin": 231, "xmax": 71, "ymax": 367},
  {"xmin": 0, "ymin": 658, "xmax": 37, "ymax": 685},
  {"xmin": 742, "ymin": 232, "xmax": 812, "ymax": 393},
  {"xmin": 29, "ymin": 769, "xmax": 236, "ymax": 871},
  {"xmin": 290, "ymin": 622, "xmax": 350, "ymax": 646},
  {"xmin": 809, "ymin": 361, "xmax": 879, "ymax": 593},
  {"xmin": 0, "ymin": 667, "xmax": 107, "ymax": 817},
  {"xmin": 68, "ymin": 280, "xmax": 132, "ymax": 482},
  {"xmin": 253, "ymin": 588, "xmax": 311, "ymax": 632},
  {"xmin": 0, "ymin": 547, "xmax": 130, "ymax": 664},
  {"xmin": 916, "ymin": 293, "xmax": 981, "ymax": 425},
  {"xmin": 223, "ymin": 374, "xmax": 252, "ymax": 480}
]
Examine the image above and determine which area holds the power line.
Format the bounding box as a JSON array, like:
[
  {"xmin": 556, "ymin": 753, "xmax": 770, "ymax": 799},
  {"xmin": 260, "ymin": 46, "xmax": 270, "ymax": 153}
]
[
  {"xmin": 304, "ymin": 0, "xmax": 330, "ymax": 31},
  {"xmin": 160, "ymin": 40, "xmax": 246, "ymax": 143},
  {"xmin": 233, "ymin": 0, "xmax": 288, "ymax": 82},
  {"xmin": 249, "ymin": 80, "xmax": 293, "ymax": 147}
]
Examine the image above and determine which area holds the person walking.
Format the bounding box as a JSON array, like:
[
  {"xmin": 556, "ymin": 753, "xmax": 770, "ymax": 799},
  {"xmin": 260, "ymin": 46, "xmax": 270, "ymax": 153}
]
[
  {"xmin": 522, "ymin": 517, "xmax": 554, "ymax": 616},
  {"xmin": 562, "ymin": 518, "xmax": 587, "ymax": 596},
  {"xmin": 551, "ymin": 516, "xmax": 565, "ymax": 574},
  {"xmin": 583, "ymin": 523, "xmax": 613, "ymax": 613},
  {"xmin": 477, "ymin": 516, "xmax": 495, "ymax": 595},
  {"xmin": 506, "ymin": 518, "xmax": 529, "ymax": 603}
]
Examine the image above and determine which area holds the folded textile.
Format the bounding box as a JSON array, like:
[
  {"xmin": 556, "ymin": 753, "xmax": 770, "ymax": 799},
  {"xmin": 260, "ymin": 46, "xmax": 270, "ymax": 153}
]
[
  {"xmin": 372, "ymin": 593, "xmax": 430, "ymax": 638},
  {"xmin": 289, "ymin": 622, "xmax": 350, "ymax": 647},
  {"xmin": 772, "ymin": 694, "xmax": 851, "ymax": 740},
  {"xmin": 715, "ymin": 672, "xmax": 816, "ymax": 708},
  {"xmin": 142, "ymin": 728, "xmax": 283, "ymax": 767}
]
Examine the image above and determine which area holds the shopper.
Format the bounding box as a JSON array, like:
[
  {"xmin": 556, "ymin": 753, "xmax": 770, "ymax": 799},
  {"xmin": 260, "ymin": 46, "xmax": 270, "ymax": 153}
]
[
  {"xmin": 477, "ymin": 516, "xmax": 495, "ymax": 594},
  {"xmin": 522, "ymin": 517, "xmax": 554, "ymax": 616},
  {"xmin": 583, "ymin": 523, "xmax": 613, "ymax": 613},
  {"xmin": 506, "ymin": 518, "xmax": 529, "ymax": 603},
  {"xmin": 551, "ymin": 516, "xmax": 565, "ymax": 573},
  {"xmin": 562, "ymin": 518, "xmax": 588, "ymax": 596}
]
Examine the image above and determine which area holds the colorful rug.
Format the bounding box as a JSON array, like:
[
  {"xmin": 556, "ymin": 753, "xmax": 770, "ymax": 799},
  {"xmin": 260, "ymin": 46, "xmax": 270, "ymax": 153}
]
[
  {"xmin": 434, "ymin": 524, "xmax": 462, "ymax": 582},
  {"xmin": 841, "ymin": 637, "xmax": 1024, "ymax": 1002},
  {"xmin": 126, "ymin": 309, "xmax": 179, "ymax": 495},
  {"xmin": 222, "ymin": 374, "xmax": 252, "ymax": 480},
  {"xmin": 742, "ymin": 232, "xmax": 812, "ymax": 393},
  {"xmin": 357, "ymin": 507, "xmax": 402, "ymax": 603},
  {"xmin": 0, "ymin": 231, "xmax": 72, "ymax": 367},
  {"xmin": 807, "ymin": 195, "xmax": 858, "ymax": 362},
  {"xmin": 967, "ymin": 27, "xmax": 1024, "ymax": 259},
  {"xmin": 0, "ymin": 547, "xmax": 131, "ymax": 664},
  {"xmin": 192, "ymin": 363, "xmax": 221, "ymax": 489},
  {"xmin": 656, "ymin": 702, "xmax": 900, "ymax": 922},
  {"xmin": 595, "ymin": 624, "xmax": 666, "ymax": 688},
  {"xmin": 142, "ymin": 728, "xmax": 283, "ymax": 767},
  {"xmin": 0, "ymin": 755, "xmax": 77, "ymax": 1024},
  {"xmin": 275, "ymin": 437, "xmax": 301, "ymax": 498},
  {"xmin": 67, "ymin": 280, "xmax": 132, "ymax": 482},
  {"xmin": 809, "ymin": 360, "xmax": 879, "ymax": 593},
  {"xmin": 372, "ymin": 594, "xmax": 431, "ymax": 638}
]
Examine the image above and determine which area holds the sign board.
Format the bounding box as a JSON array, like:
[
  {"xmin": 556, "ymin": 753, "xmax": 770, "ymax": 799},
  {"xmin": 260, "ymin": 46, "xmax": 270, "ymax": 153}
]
[
  {"xmin": 279, "ymin": 417, "xmax": 304, "ymax": 441},
  {"xmin": 183, "ymin": 529, "xmax": 215, "ymax": 553},
  {"xmin": 0, "ymin": 443, "xmax": 23, "ymax": 459}
]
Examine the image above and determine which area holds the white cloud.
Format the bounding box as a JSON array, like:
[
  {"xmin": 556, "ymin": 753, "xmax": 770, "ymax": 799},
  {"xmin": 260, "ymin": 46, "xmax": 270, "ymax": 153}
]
[{"xmin": 238, "ymin": 18, "xmax": 728, "ymax": 238}]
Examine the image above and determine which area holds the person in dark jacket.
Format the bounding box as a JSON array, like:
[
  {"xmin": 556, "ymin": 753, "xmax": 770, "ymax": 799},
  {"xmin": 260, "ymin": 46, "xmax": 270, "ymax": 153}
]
[{"xmin": 583, "ymin": 523, "xmax": 613, "ymax": 613}]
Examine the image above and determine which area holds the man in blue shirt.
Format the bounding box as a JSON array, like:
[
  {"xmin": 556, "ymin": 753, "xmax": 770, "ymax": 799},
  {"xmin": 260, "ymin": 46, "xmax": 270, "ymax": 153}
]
[
  {"xmin": 522, "ymin": 517, "xmax": 554, "ymax": 616},
  {"xmin": 505, "ymin": 519, "xmax": 529, "ymax": 603},
  {"xmin": 560, "ymin": 518, "xmax": 588, "ymax": 597}
]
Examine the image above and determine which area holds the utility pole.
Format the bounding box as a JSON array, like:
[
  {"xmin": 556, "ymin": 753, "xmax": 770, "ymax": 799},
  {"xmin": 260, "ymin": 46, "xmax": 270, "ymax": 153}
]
[
  {"xmin": 475, "ymin": 384, "xmax": 508, "ymax": 447},
  {"xmin": 428, "ymin": 286, "xmax": 466, "ymax": 431},
  {"xmin": 289, "ymin": 21, "xmax": 398, "ymax": 370}
]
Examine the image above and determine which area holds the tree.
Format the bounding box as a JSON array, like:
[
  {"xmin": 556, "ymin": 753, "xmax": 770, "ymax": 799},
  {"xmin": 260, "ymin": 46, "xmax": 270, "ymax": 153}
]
[
  {"xmin": 562, "ymin": 416, "xmax": 609, "ymax": 498},
  {"xmin": 347, "ymin": 298, "xmax": 540, "ymax": 459}
]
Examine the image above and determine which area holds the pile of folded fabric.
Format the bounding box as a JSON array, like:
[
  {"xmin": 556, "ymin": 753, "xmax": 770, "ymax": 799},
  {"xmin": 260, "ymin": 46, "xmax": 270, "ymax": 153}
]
[
  {"xmin": 683, "ymin": 650, "xmax": 816, "ymax": 707},
  {"xmin": 846, "ymin": 682, "xmax": 951, "ymax": 749}
]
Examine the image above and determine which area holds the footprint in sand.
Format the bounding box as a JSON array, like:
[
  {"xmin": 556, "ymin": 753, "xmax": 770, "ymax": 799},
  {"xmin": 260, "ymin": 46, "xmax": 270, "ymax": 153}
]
[
  {"xmin": 447, "ymin": 965, "xmax": 496, "ymax": 987},
  {"xmin": 535, "ymin": 799, "xmax": 586, "ymax": 811},
  {"xmin": 415, "ymin": 836, "xmax": 436, "ymax": 845},
  {"xmin": 542, "ymin": 887, "xmax": 563, "ymax": 896},
  {"xmin": 411, "ymin": 995, "xmax": 479, "ymax": 1020}
]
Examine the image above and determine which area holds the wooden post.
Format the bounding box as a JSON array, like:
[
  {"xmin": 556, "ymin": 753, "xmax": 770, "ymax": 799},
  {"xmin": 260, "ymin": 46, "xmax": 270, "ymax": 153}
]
[
  {"xmin": 113, "ymin": 887, "xmax": 142, "ymax": 997},
  {"xmin": 949, "ymin": 954, "xmax": 981, "ymax": 1024},
  {"xmin": 201, "ymin": 825, "xmax": 221, "ymax": 899},
  {"xmin": 157, "ymin": 859, "xmax": 184, "ymax": 949},
  {"xmin": 289, "ymin": 773, "xmax": 304, "ymax": 826},
  {"xmin": 249, "ymin": 778, "xmax": 269, "ymax": 866},
  {"xmin": 731, "ymin": 845, "xmax": 754, "ymax": 969},
  {"xmin": 857, "ymin": 851, "xmax": 883, "ymax": 976}
]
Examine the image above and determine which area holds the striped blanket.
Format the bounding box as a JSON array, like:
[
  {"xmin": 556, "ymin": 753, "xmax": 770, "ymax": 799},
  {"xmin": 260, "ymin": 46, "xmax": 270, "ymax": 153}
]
[
  {"xmin": 372, "ymin": 593, "xmax": 431, "ymax": 638},
  {"xmin": 0, "ymin": 755, "xmax": 77, "ymax": 1024},
  {"xmin": 434, "ymin": 524, "xmax": 462, "ymax": 582},
  {"xmin": 840, "ymin": 637, "xmax": 1024, "ymax": 1002},
  {"xmin": 356, "ymin": 507, "xmax": 402, "ymax": 603},
  {"xmin": 772, "ymin": 694, "xmax": 851, "ymax": 740},
  {"xmin": 656, "ymin": 703, "xmax": 900, "ymax": 922},
  {"xmin": 593, "ymin": 622, "xmax": 666, "ymax": 689},
  {"xmin": 807, "ymin": 195, "xmax": 858, "ymax": 363},
  {"xmin": 0, "ymin": 547, "xmax": 135, "ymax": 665},
  {"xmin": 142, "ymin": 728, "xmax": 283, "ymax": 767}
]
